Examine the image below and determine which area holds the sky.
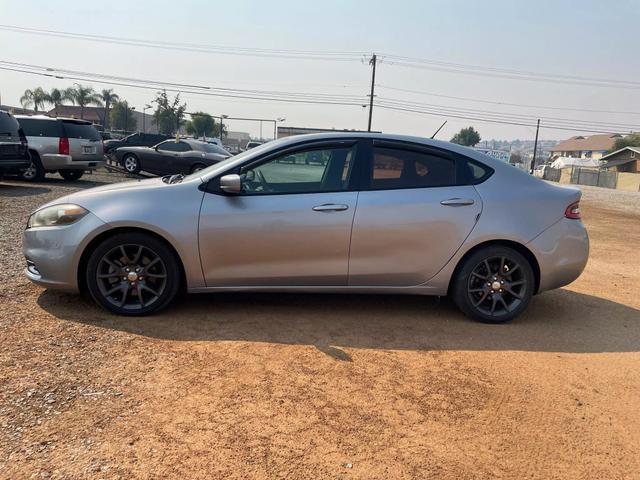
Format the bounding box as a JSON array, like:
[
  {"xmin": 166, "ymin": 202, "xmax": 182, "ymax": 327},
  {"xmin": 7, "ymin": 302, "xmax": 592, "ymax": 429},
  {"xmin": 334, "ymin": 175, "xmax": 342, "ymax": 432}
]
[{"xmin": 0, "ymin": 0, "xmax": 639, "ymax": 142}]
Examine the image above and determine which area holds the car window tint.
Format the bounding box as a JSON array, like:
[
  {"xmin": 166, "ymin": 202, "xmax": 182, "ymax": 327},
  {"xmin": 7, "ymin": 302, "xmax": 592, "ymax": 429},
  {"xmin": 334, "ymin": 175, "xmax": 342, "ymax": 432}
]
[
  {"xmin": 18, "ymin": 118, "xmax": 62, "ymax": 137},
  {"xmin": 158, "ymin": 141, "xmax": 187, "ymax": 152},
  {"xmin": 62, "ymin": 122, "xmax": 101, "ymax": 140},
  {"xmin": 370, "ymin": 147, "xmax": 455, "ymax": 189},
  {"xmin": 0, "ymin": 112, "xmax": 20, "ymax": 137},
  {"xmin": 241, "ymin": 145, "xmax": 356, "ymax": 195}
]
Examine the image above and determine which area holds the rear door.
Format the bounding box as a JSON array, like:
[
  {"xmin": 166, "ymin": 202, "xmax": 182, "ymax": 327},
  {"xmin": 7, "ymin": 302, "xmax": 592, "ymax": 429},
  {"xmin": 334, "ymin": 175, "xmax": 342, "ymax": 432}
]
[
  {"xmin": 61, "ymin": 121, "xmax": 103, "ymax": 162},
  {"xmin": 348, "ymin": 140, "xmax": 483, "ymax": 286}
]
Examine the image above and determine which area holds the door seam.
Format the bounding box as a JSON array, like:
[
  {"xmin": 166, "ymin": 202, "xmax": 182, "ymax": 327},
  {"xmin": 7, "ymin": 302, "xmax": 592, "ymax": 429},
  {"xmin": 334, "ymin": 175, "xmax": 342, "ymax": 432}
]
[{"xmin": 346, "ymin": 191, "xmax": 360, "ymax": 285}]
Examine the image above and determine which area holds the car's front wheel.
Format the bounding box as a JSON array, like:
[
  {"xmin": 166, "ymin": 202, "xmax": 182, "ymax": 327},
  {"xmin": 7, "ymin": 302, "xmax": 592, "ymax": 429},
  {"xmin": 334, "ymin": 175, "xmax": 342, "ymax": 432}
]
[
  {"xmin": 85, "ymin": 232, "xmax": 181, "ymax": 316},
  {"xmin": 452, "ymin": 245, "xmax": 534, "ymax": 323},
  {"xmin": 59, "ymin": 170, "xmax": 84, "ymax": 181},
  {"xmin": 122, "ymin": 154, "xmax": 141, "ymax": 174}
]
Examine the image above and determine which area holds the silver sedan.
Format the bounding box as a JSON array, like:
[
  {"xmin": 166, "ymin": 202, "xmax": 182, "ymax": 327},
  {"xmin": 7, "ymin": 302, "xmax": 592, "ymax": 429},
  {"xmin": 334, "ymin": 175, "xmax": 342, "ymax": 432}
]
[{"xmin": 23, "ymin": 133, "xmax": 589, "ymax": 323}]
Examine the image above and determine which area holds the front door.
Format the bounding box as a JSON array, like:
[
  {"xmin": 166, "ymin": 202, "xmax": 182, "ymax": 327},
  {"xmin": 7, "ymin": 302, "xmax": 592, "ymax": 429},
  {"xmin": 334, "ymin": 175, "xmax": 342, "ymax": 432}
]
[{"xmin": 198, "ymin": 141, "xmax": 359, "ymax": 286}]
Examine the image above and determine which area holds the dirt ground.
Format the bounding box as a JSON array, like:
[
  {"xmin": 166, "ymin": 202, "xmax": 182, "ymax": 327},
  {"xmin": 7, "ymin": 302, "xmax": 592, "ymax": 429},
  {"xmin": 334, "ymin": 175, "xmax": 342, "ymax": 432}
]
[{"xmin": 1, "ymin": 172, "xmax": 639, "ymax": 479}]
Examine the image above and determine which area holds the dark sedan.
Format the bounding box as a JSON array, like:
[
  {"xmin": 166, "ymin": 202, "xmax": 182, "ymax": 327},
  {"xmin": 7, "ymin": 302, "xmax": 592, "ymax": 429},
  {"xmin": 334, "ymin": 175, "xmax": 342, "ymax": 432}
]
[
  {"xmin": 115, "ymin": 139, "xmax": 231, "ymax": 175},
  {"xmin": 104, "ymin": 132, "xmax": 172, "ymax": 155}
]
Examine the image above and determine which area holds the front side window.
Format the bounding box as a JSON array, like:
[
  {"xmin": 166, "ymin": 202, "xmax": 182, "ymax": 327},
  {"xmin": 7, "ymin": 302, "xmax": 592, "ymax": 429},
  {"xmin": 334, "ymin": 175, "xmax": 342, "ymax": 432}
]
[
  {"xmin": 369, "ymin": 147, "xmax": 455, "ymax": 189},
  {"xmin": 240, "ymin": 144, "xmax": 356, "ymax": 195}
]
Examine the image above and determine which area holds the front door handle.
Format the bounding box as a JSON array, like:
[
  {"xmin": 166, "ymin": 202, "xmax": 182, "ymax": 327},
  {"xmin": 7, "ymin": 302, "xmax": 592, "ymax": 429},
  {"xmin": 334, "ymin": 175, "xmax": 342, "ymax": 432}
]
[
  {"xmin": 312, "ymin": 204, "xmax": 349, "ymax": 212},
  {"xmin": 440, "ymin": 198, "xmax": 475, "ymax": 206}
]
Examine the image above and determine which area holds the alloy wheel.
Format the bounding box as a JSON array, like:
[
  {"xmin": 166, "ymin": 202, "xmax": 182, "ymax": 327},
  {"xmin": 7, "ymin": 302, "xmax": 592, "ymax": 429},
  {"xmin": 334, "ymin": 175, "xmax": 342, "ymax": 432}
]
[
  {"xmin": 124, "ymin": 156, "xmax": 138, "ymax": 173},
  {"xmin": 95, "ymin": 243, "xmax": 167, "ymax": 311},
  {"xmin": 466, "ymin": 255, "xmax": 528, "ymax": 318}
]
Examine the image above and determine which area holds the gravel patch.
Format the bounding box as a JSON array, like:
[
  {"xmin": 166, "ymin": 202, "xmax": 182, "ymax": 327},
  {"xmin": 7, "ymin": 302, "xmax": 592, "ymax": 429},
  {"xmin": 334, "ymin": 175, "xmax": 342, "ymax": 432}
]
[{"xmin": 576, "ymin": 184, "xmax": 640, "ymax": 214}]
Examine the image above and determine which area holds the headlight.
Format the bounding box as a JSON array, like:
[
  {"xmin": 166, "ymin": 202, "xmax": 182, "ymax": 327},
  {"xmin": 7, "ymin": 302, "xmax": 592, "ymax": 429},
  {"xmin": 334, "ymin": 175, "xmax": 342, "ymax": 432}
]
[{"xmin": 27, "ymin": 204, "xmax": 89, "ymax": 228}]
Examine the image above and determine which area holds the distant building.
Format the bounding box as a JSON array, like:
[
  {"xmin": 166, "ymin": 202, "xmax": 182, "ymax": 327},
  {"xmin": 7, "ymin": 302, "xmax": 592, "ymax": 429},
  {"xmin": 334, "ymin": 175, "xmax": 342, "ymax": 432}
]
[
  {"xmin": 277, "ymin": 126, "xmax": 380, "ymax": 139},
  {"xmin": 473, "ymin": 147, "xmax": 510, "ymax": 162},
  {"xmin": 601, "ymin": 146, "xmax": 640, "ymax": 173},
  {"xmin": 0, "ymin": 104, "xmax": 35, "ymax": 115},
  {"xmin": 549, "ymin": 134, "xmax": 622, "ymax": 160},
  {"xmin": 43, "ymin": 106, "xmax": 158, "ymax": 133}
]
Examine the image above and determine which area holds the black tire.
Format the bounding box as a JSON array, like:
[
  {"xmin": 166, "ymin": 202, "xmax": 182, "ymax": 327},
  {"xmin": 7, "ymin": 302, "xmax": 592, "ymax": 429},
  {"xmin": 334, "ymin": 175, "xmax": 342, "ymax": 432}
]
[
  {"xmin": 452, "ymin": 245, "xmax": 534, "ymax": 324},
  {"xmin": 21, "ymin": 152, "xmax": 45, "ymax": 182},
  {"xmin": 122, "ymin": 153, "xmax": 141, "ymax": 174},
  {"xmin": 59, "ymin": 170, "xmax": 84, "ymax": 181},
  {"xmin": 190, "ymin": 163, "xmax": 206, "ymax": 174},
  {"xmin": 85, "ymin": 232, "xmax": 181, "ymax": 316}
]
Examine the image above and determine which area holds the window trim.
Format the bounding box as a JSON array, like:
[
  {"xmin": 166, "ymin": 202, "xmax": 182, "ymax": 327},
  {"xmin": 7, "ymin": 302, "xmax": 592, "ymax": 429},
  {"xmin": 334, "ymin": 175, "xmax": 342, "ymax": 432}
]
[{"xmin": 360, "ymin": 139, "xmax": 493, "ymax": 191}]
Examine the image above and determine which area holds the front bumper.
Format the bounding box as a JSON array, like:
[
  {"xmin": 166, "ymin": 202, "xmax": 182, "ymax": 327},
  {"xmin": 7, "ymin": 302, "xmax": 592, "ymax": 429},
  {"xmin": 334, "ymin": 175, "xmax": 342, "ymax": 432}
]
[
  {"xmin": 23, "ymin": 212, "xmax": 109, "ymax": 292},
  {"xmin": 526, "ymin": 217, "xmax": 589, "ymax": 293},
  {"xmin": 41, "ymin": 153, "xmax": 106, "ymax": 171}
]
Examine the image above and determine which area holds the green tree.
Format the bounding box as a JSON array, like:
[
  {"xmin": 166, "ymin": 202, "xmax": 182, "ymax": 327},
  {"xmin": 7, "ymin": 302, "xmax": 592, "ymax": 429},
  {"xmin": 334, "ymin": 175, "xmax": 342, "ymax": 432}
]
[
  {"xmin": 20, "ymin": 87, "xmax": 48, "ymax": 112},
  {"xmin": 44, "ymin": 88, "xmax": 73, "ymax": 117},
  {"xmin": 451, "ymin": 126, "xmax": 481, "ymax": 147},
  {"xmin": 110, "ymin": 101, "xmax": 137, "ymax": 132},
  {"xmin": 184, "ymin": 112, "xmax": 227, "ymax": 138},
  {"xmin": 100, "ymin": 89, "xmax": 119, "ymax": 130},
  {"xmin": 610, "ymin": 133, "xmax": 640, "ymax": 152},
  {"xmin": 152, "ymin": 90, "xmax": 187, "ymax": 135},
  {"xmin": 66, "ymin": 83, "xmax": 102, "ymax": 119}
]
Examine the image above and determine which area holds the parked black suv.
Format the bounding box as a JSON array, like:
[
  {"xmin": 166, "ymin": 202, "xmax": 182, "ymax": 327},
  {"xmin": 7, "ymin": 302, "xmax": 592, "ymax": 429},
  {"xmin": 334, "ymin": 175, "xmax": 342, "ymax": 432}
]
[
  {"xmin": 0, "ymin": 110, "xmax": 30, "ymax": 176},
  {"xmin": 103, "ymin": 132, "xmax": 172, "ymax": 154}
]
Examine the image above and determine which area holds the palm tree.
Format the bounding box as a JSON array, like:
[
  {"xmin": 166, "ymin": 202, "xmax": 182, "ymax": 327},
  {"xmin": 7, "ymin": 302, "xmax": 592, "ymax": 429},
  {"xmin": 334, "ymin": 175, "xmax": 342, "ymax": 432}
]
[
  {"xmin": 66, "ymin": 83, "xmax": 103, "ymax": 119},
  {"xmin": 20, "ymin": 87, "xmax": 48, "ymax": 112},
  {"xmin": 44, "ymin": 88, "xmax": 72, "ymax": 117},
  {"xmin": 100, "ymin": 89, "xmax": 119, "ymax": 130}
]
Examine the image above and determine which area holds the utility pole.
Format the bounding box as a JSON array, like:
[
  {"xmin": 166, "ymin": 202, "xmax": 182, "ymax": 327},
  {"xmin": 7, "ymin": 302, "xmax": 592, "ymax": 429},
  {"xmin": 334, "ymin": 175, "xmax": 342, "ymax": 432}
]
[
  {"xmin": 530, "ymin": 118, "xmax": 540, "ymax": 174},
  {"xmin": 367, "ymin": 53, "xmax": 377, "ymax": 132}
]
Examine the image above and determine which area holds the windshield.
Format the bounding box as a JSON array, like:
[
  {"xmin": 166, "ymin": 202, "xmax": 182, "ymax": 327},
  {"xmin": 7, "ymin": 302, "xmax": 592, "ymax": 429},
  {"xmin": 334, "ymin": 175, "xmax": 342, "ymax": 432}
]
[{"xmin": 197, "ymin": 143, "xmax": 231, "ymax": 155}]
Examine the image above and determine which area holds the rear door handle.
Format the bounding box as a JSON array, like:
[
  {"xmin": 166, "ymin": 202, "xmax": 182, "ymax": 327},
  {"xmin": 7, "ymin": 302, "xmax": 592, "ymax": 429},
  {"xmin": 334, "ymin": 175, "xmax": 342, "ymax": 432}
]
[
  {"xmin": 312, "ymin": 204, "xmax": 349, "ymax": 212},
  {"xmin": 440, "ymin": 198, "xmax": 475, "ymax": 206}
]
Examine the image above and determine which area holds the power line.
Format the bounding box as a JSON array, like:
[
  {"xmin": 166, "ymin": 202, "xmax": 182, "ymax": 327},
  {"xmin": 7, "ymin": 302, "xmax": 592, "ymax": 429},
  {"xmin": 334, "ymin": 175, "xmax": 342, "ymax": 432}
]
[
  {"xmin": 0, "ymin": 24, "xmax": 366, "ymax": 61},
  {"xmin": 376, "ymin": 84, "xmax": 640, "ymax": 116},
  {"xmin": 380, "ymin": 54, "xmax": 640, "ymax": 89}
]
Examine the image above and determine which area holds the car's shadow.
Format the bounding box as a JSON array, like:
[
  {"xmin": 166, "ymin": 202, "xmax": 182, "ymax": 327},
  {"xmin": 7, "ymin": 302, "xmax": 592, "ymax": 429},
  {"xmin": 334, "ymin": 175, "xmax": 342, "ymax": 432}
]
[
  {"xmin": 37, "ymin": 288, "xmax": 640, "ymax": 355},
  {"xmin": 0, "ymin": 184, "xmax": 50, "ymax": 197}
]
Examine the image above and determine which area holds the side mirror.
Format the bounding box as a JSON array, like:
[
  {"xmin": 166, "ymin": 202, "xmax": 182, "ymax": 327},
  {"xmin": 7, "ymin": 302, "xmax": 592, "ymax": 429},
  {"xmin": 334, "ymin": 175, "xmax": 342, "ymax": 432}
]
[{"xmin": 219, "ymin": 174, "xmax": 242, "ymax": 194}]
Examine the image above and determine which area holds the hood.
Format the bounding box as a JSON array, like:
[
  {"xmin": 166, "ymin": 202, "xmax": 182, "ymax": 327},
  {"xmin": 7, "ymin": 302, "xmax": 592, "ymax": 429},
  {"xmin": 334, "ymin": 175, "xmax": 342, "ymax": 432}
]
[{"xmin": 33, "ymin": 176, "xmax": 194, "ymax": 213}]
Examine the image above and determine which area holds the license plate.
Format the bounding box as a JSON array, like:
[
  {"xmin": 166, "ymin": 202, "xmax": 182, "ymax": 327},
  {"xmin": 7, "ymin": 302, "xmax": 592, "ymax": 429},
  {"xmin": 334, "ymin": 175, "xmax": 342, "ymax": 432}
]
[{"xmin": 83, "ymin": 146, "xmax": 95, "ymax": 154}]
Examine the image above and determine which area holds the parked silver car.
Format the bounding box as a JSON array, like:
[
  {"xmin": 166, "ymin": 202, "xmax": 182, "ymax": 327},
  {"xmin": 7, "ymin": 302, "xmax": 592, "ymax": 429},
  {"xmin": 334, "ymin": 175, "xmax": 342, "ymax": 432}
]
[
  {"xmin": 23, "ymin": 133, "xmax": 589, "ymax": 323},
  {"xmin": 15, "ymin": 115, "xmax": 105, "ymax": 181}
]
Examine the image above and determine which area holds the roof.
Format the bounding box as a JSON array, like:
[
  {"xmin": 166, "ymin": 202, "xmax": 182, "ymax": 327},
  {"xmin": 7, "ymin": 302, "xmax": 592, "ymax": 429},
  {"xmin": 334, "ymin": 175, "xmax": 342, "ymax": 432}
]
[
  {"xmin": 550, "ymin": 134, "xmax": 620, "ymax": 152},
  {"xmin": 601, "ymin": 146, "xmax": 640, "ymax": 167},
  {"xmin": 14, "ymin": 114, "xmax": 92, "ymax": 124},
  {"xmin": 45, "ymin": 106, "xmax": 105, "ymax": 124}
]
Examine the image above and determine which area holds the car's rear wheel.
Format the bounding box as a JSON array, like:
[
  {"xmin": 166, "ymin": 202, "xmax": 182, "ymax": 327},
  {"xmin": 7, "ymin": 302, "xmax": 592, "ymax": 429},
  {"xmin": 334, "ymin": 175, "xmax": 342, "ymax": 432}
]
[
  {"xmin": 452, "ymin": 245, "xmax": 534, "ymax": 323},
  {"xmin": 122, "ymin": 154, "xmax": 141, "ymax": 174},
  {"xmin": 59, "ymin": 170, "xmax": 84, "ymax": 181},
  {"xmin": 85, "ymin": 232, "xmax": 181, "ymax": 316},
  {"xmin": 21, "ymin": 152, "xmax": 45, "ymax": 182},
  {"xmin": 190, "ymin": 163, "xmax": 206, "ymax": 174}
]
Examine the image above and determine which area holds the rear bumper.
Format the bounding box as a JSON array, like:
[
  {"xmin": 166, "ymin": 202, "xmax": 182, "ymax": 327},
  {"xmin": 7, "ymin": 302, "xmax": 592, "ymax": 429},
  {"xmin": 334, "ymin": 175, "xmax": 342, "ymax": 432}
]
[
  {"xmin": 23, "ymin": 212, "xmax": 109, "ymax": 292},
  {"xmin": 41, "ymin": 153, "xmax": 106, "ymax": 171},
  {"xmin": 527, "ymin": 217, "xmax": 589, "ymax": 292}
]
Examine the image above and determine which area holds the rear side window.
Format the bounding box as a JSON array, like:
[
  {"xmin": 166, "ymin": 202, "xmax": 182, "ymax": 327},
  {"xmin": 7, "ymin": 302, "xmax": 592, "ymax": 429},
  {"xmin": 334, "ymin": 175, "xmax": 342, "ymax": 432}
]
[
  {"xmin": 18, "ymin": 118, "xmax": 63, "ymax": 137},
  {"xmin": 369, "ymin": 146, "xmax": 455, "ymax": 189},
  {"xmin": 457, "ymin": 158, "xmax": 493, "ymax": 185},
  {"xmin": 0, "ymin": 112, "xmax": 20, "ymax": 137},
  {"xmin": 61, "ymin": 121, "xmax": 101, "ymax": 140}
]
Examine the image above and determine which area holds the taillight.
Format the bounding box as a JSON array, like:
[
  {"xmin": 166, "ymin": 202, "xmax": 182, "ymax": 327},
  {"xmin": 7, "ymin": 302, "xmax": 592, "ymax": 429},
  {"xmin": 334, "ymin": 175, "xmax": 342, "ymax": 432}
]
[
  {"xmin": 59, "ymin": 137, "xmax": 70, "ymax": 155},
  {"xmin": 565, "ymin": 201, "xmax": 581, "ymax": 219}
]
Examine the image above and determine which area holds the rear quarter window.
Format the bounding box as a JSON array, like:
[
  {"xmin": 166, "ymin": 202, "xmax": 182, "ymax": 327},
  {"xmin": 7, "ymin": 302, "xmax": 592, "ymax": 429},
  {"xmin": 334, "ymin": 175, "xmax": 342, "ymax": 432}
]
[
  {"xmin": 17, "ymin": 118, "xmax": 63, "ymax": 137},
  {"xmin": 62, "ymin": 122, "xmax": 101, "ymax": 141},
  {"xmin": 456, "ymin": 158, "xmax": 493, "ymax": 185}
]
